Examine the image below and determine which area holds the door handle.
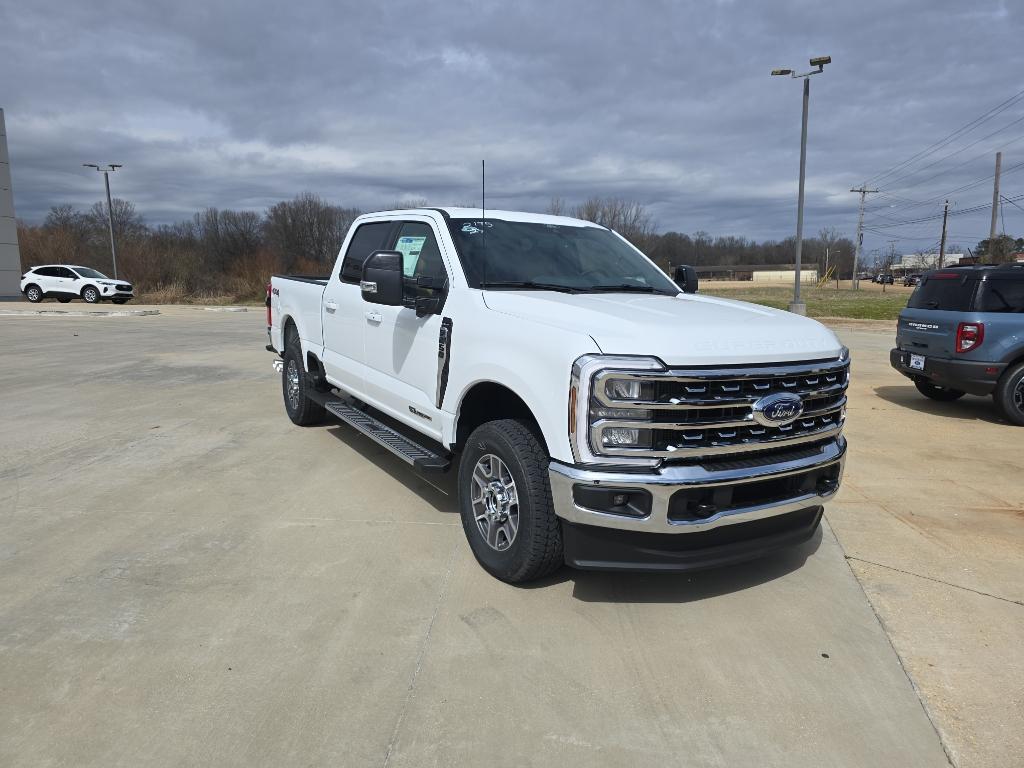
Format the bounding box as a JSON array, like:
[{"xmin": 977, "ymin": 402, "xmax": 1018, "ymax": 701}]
[
  {"xmin": 325, "ymin": 301, "xmax": 338, "ymax": 314},
  {"xmin": 365, "ymin": 310, "xmax": 382, "ymax": 323}
]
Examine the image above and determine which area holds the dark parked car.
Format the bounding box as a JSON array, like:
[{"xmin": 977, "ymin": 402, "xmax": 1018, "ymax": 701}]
[
  {"xmin": 879, "ymin": 273, "xmax": 895, "ymax": 285},
  {"xmin": 890, "ymin": 264, "xmax": 1024, "ymax": 424},
  {"xmin": 903, "ymin": 274, "xmax": 922, "ymax": 287}
]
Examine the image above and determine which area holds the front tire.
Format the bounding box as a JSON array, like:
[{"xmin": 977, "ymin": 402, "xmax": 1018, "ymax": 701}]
[
  {"xmin": 915, "ymin": 379, "xmax": 965, "ymax": 401},
  {"xmin": 25, "ymin": 285, "xmax": 43, "ymax": 303},
  {"xmin": 458, "ymin": 419, "xmax": 562, "ymax": 583},
  {"xmin": 82, "ymin": 286, "xmax": 100, "ymax": 304},
  {"xmin": 281, "ymin": 326, "xmax": 326, "ymax": 426},
  {"xmin": 993, "ymin": 362, "xmax": 1024, "ymax": 426}
]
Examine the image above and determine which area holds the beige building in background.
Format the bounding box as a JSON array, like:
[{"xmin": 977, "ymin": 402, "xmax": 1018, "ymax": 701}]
[{"xmin": 0, "ymin": 109, "xmax": 21, "ymax": 298}]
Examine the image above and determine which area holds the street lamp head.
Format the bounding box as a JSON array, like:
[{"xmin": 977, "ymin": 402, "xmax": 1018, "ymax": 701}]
[
  {"xmin": 809, "ymin": 55, "xmax": 831, "ymax": 68},
  {"xmin": 83, "ymin": 163, "xmax": 99, "ymax": 169},
  {"xmin": 771, "ymin": 68, "xmax": 793, "ymax": 76},
  {"xmin": 109, "ymin": 164, "xmax": 122, "ymax": 169}
]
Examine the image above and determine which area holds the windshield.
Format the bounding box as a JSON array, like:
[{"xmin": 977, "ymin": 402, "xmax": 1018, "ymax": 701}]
[
  {"xmin": 448, "ymin": 218, "xmax": 678, "ymax": 294},
  {"xmin": 74, "ymin": 267, "xmax": 108, "ymax": 279}
]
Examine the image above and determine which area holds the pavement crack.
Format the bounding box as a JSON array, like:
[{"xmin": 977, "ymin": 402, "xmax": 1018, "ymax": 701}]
[
  {"xmin": 845, "ymin": 555, "xmax": 1023, "ymax": 607},
  {"xmin": 381, "ymin": 540, "xmax": 458, "ymax": 768}
]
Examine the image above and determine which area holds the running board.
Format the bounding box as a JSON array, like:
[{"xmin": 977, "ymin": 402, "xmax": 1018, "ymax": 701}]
[{"xmin": 312, "ymin": 392, "xmax": 451, "ymax": 471}]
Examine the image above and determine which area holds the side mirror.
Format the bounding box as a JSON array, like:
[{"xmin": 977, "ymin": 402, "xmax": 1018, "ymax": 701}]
[
  {"xmin": 361, "ymin": 251, "xmax": 404, "ymax": 306},
  {"xmin": 673, "ymin": 264, "xmax": 699, "ymax": 294}
]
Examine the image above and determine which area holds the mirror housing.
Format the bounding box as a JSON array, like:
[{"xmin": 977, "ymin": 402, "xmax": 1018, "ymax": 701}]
[
  {"xmin": 673, "ymin": 264, "xmax": 699, "ymax": 294},
  {"xmin": 361, "ymin": 251, "xmax": 404, "ymax": 306}
]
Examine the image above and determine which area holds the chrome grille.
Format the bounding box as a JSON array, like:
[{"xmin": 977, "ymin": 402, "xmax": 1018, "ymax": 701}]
[{"xmin": 590, "ymin": 357, "xmax": 848, "ymax": 458}]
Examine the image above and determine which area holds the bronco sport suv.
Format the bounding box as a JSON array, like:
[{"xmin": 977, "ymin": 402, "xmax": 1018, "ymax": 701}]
[{"xmin": 891, "ymin": 264, "xmax": 1024, "ymax": 425}]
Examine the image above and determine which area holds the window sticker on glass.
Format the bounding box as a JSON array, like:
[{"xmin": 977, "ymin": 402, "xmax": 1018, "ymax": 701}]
[{"xmin": 395, "ymin": 235, "xmax": 427, "ymax": 276}]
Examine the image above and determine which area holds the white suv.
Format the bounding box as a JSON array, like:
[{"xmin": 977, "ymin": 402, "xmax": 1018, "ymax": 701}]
[{"xmin": 20, "ymin": 265, "xmax": 134, "ymax": 304}]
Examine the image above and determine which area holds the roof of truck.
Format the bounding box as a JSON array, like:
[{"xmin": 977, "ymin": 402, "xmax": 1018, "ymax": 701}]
[{"xmin": 368, "ymin": 207, "xmax": 602, "ymax": 228}]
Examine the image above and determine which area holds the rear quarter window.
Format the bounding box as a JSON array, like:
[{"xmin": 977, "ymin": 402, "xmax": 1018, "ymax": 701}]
[
  {"xmin": 976, "ymin": 278, "xmax": 1024, "ymax": 313},
  {"xmin": 907, "ymin": 274, "xmax": 977, "ymax": 311}
]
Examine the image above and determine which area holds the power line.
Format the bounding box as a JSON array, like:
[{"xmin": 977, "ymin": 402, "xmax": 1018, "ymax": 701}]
[{"xmin": 864, "ymin": 87, "xmax": 1024, "ymax": 186}]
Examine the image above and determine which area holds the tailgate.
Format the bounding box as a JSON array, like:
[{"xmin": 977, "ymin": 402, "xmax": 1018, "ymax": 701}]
[{"xmin": 896, "ymin": 309, "xmax": 961, "ymax": 358}]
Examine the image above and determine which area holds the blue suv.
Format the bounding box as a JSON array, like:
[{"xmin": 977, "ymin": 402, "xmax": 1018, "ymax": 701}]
[{"xmin": 890, "ymin": 264, "xmax": 1024, "ymax": 425}]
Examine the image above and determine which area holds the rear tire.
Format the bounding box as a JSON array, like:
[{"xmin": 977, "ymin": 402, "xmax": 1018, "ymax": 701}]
[
  {"xmin": 82, "ymin": 286, "xmax": 100, "ymax": 304},
  {"xmin": 282, "ymin": 326, "xmax": 326, "ymax": 426},
  {"xmin": 25, "ymin": 285, "xmax": 43, "ymax": 303},
  {"xmin": 458, "ymin": 419, "xmax": 562, "ymax": 583},
  {"xmin": 993, "ymin": 362, "xmax": 1024, "ymax": 426},
  {"xmin": 915, "ymin": 379, "xmax": 965, "ymax": 401}
]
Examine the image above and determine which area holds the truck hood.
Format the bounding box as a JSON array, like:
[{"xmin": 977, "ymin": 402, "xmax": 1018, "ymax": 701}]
[{"xmin": 482, "ymin": 291, "xmax": 843, "ymax": 365}]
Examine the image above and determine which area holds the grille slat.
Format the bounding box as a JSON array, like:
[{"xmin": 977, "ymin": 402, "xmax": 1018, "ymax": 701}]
[{"xmin": 591, "ymin": 359, "xmax": 849, "ymax": 458}]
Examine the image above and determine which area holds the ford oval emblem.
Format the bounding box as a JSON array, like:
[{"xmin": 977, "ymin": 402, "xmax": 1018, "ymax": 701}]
[{"xmin": 752, "ymin": 393, "xmax": 804, "ymax": 427}]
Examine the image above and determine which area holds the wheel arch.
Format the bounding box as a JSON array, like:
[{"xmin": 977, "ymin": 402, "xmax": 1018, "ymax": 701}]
[
  {"xmin": 454, "ymin": 381, "xmax": 547, "ymax": 454},
  {"xmin": 80, "ymin": 283, "xmax": 100, "ymax": 298}
]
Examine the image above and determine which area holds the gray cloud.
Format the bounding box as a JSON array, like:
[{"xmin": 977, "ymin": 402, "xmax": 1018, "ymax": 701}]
[{"xmin": 2, "ymin": 0, "xmax": 1022, "ymax": 257}]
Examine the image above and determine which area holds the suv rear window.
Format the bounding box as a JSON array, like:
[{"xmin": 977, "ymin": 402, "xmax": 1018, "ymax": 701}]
[
  {"xmin": 907, "ymin": 273, "xmax": 977, "ymax": 311},
  {"xmin": 976, "ymin": 278, "xmax": 1024, "ymax": 313}
]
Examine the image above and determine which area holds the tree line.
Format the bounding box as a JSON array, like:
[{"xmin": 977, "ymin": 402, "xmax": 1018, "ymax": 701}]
[{"xmin": 17, "ymin": 193, "xmax": 860, "ymax": 302}]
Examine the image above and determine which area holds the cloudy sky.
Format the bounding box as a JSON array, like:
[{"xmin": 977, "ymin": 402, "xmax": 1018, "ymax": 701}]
[{"xmin": 3, "ymin": 0, "xmax": 1023, "ymax": 257}]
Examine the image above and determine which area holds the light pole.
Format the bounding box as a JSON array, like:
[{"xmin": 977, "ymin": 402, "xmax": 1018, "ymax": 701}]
[
  {"xmin": 83, "ymin": 163, "xmax": 123, "ymax": 279},
  {"xmin": 772, "ymin": 56, "xmax": 831, "ymax": 315}
]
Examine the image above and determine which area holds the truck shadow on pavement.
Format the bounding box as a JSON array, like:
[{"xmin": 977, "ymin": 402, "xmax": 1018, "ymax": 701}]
[
  {"xmin": 327, "ymin": 425, "xmax": 824, "ymax": 603},
  {"xmin": 873, "ymin": 385, "xmax": 1005, "ymax": 424}
]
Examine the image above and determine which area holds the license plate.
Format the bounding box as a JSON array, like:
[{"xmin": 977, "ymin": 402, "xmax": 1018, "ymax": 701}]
[{"xmin": 909, "ymin": 354, "xmax": 925, "ymax": 371}]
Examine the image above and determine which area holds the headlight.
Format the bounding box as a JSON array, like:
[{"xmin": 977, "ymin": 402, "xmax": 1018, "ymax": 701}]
[
  {"xmin": 570, "ymin": 355, "xmax": 665, "ymax": 467},
  {"xmin": 601, "ymin": 427, "xmax": 652, "ymax": 448}
]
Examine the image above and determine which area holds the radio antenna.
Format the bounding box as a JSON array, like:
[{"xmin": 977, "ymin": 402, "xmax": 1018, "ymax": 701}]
[{"xmin": 481, "ymin": 159, "xmax": 487, "ymax": 286}]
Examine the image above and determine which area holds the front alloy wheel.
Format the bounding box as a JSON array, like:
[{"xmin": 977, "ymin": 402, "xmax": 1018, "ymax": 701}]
[
  {"xmin": 471, "ymin": 454, "xmax": 520, "ymax": 552},
  {"xmin": 82, "ymin": 287, "xmax": 100, "ymax": 304}
]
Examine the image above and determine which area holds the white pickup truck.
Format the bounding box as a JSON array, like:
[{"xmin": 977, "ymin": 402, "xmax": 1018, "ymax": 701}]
[{"xmin": 269, "ymin": 207, "xmax": 848, "ymax": 583}]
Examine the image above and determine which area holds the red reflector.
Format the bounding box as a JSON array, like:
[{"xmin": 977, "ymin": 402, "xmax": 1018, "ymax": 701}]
[{"xmin": 985, "ymin": 367, "xmax": 998, "ymax": 375}]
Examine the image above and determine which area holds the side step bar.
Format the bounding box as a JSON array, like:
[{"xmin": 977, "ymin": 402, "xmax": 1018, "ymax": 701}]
[{"xmin": 308, "ymin": 391, "xmax": 451, "ymax": 472}]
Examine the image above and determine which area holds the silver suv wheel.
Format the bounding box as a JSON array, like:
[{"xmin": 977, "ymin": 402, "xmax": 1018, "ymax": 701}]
[{"xmin": 470, "ymin": 453, "xmax": 519, "ymax": 551}]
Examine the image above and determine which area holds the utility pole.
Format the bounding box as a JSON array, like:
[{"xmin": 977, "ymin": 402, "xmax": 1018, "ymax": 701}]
[
  {"xmin": 850, "ymin": 186, "xmax": 878, "ymax": 289},
  {"xmin": 989, "ymin": 151, "xmax": 1002, "ymax": 243},
  {"xmin": 83, "ymin": 163, "xmax": 123, "ymax": 279},
  {"xmin": 938, "ymin": 199, "xmax": 950, "ymax": 268}
]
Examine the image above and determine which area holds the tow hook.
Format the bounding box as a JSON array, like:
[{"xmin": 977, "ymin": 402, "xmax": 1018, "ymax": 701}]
[{"xmin": 272, "ymin": 359, "xmax": 284, "ymax": 373}]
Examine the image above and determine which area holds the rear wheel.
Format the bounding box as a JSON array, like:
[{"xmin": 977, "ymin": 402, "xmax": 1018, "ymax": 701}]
[
  {"xmin": 25, "ymin": 285, "xmax": 42, "ymax": 303},
  {"xmin": 82, "ymin": 286, "xmax": 100, "ymax": 304},
  {"xmin": 281, "ymin": 326, "xmax": 326, "ymax": 426},
  {"xmin": 915, "ymin": 379, "xmax": 965, "ymax": 401},
  {"xmin": 993, "ymin": 362, "xmax": 1024, "ymax": 426},
  {"xmin": 458, "ymin": 419, "xmax": 562, "ymax": 583}
]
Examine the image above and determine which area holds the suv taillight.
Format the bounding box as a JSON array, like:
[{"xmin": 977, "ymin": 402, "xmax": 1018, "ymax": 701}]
[
  {"xmin": 956, "ymin": 322, "xmax": 984, "ymax": 353},
  {"xmin": 265, "ymin": 282, "xmax": 272, "ymax": 327}
]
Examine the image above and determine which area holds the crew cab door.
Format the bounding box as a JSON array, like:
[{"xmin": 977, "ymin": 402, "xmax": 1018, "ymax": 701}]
[
  {"xmin": 321, "ymin": 220, "xmax": 393, "ymax": 396},
  {"xmin": 361, "ymin": 218, "xmax": 452, "ymax": 440}
]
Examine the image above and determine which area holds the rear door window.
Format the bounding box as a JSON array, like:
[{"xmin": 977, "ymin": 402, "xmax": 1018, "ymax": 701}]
[
  {"xmin": 907, "ymin": 273, "xmax": 977, "ymax": 311},
  {"xmin": 35, "ymin": 267, "xmax": 59, "ymax": 277},
  {"xmin": 339, "ymin": 222, "xmax": 394, "ymax": 283},
  {"xmin": 976, "ymin": 278, "xmax": 1024, "ymax": 313}
]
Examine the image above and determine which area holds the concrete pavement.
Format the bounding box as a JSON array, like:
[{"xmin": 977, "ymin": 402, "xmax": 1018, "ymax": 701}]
[{"xmin": 0, "ymin": 306, "xmax": 959, "ymax": 766}]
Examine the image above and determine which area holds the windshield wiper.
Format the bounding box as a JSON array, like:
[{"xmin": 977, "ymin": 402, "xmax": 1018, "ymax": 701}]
[
  {"xmin": 587, "ymin": 284, "xmax": 678, "ymax": 295},
  {"xmin": 479, "ymin": 280, "xmax": 581, "ymax": 294}
]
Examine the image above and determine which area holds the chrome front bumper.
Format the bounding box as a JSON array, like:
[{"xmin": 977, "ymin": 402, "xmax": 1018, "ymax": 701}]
[{"xmin": 548, "ymin": 437, "xmax": 846, "ymax": 535}]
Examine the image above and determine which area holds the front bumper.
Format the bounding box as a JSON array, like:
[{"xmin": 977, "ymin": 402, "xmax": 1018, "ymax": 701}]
[
  {"xmin": 889, "ymin": 348, "xmax": 1003, "ymax": 396},
  {"xmin": 548, "ymin": 437, "xmax": 845, "ymax": 571}
]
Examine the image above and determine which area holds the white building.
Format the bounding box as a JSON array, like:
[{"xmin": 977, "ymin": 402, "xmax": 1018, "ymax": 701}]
[
  {"xmin": 899, "ymin": 253, "xmax": 963, "ymax": 270},
  {"xmin": 0, "ymin": 109, "xmax": 21, "ymax": 299}
]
